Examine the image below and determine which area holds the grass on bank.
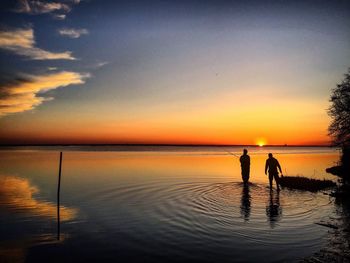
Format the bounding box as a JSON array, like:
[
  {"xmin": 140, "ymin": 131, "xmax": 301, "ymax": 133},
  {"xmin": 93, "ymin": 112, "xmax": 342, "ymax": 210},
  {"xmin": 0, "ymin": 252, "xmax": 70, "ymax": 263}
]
[{"xmin": 279, "ymin": 176, "xmax": 336, "ymax": 192}]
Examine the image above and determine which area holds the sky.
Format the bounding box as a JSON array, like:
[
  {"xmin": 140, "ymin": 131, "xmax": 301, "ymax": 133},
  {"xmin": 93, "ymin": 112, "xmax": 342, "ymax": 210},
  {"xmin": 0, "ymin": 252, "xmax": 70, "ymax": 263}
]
[{"xmin": 0, "ymin": 0, "xmax": 349, "ymax": 145}]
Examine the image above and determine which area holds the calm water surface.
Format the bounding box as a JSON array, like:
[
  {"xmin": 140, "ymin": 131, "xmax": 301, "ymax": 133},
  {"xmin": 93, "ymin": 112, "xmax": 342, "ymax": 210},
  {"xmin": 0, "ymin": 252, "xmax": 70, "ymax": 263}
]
[{"xmin": 0, "ymin": 146, "xmax": 340, "ymax": 262}]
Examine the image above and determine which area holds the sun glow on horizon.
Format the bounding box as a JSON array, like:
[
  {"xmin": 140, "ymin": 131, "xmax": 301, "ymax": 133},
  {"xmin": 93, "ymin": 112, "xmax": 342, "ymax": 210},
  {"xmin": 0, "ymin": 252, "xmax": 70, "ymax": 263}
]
[{"xmin": 256, "ymin": 138, "xmax": 267, "ymax": 147}]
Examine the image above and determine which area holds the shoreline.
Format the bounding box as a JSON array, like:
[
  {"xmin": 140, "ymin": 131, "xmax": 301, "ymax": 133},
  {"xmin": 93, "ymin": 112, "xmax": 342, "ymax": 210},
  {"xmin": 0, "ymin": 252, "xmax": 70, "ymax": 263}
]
[{"xmin": 303, "ymin": 194, "xmax": 350, "ymax": 262}]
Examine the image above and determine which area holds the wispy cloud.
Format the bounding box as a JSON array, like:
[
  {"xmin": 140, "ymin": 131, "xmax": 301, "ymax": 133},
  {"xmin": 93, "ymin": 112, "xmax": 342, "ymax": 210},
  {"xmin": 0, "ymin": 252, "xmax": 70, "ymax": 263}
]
[
  {"xmin": 0, "ymin": 27, "xmax": 75, "ymax": 60},
  {"xmin": 16, "ymin": 0, "xmax": 70, "ymax": 14},
  {"xmin": 58, "ymin": 28, "xmax": 89, "ymax": 39},
  {"xmin": 53, "ymin": 14, "xmax": 66, "ymax": 20},
  {"xmin": 0, "ymin": 71, "xmax": 89, "ymax": 116},
  {"xmin": 14, "ymin": 0, "xmax": 80, "ymax": 19},
  {"xmin": 96, "ymin": 61, "xmax": 109, "ymax": 68}
]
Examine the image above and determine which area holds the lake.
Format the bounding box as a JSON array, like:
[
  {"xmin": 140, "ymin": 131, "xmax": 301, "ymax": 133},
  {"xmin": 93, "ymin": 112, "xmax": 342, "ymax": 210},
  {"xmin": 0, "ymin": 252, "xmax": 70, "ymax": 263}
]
[{"xmin": 0, "ymin": 146, "xmax": 341, "ymax": 262}]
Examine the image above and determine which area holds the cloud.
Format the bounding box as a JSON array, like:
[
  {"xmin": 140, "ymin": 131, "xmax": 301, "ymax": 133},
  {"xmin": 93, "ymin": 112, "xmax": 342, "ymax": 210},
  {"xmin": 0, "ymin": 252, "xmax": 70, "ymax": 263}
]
[
  {"xmin": 16, "ymin": 0, "xmax": 71, "ymax": 14},
  {"xmin": 0, "ymin": 71, "xmax": 90, "ymax": 116},
  {"xmin": 96, "ymin": 61, "xmax": 109, "ymax": 68},
  {"xmin": 14, "ymin": 0, "xmax": 81, "ymax": 19},
  {"xmin": 0, "ymin": 27, "xmax": 75, "ymax": 60},
  {"xmin": 53, "ymin": 14, "xmax": 66, "ymax": 20},
  {"xmin": 58, "ymin": 28, "xmax": 89, "ymax": 38}
]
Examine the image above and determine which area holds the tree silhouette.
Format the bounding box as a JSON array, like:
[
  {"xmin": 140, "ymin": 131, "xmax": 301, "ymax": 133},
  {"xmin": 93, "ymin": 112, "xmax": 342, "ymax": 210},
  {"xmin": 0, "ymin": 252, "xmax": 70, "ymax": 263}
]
[
  {"xmin": 328, "ymin": 68, "xmax": 350, "ymax": 176},
  {"xmin": 328, "ymin": 68, "xmax": 350, "ymax": 148}
]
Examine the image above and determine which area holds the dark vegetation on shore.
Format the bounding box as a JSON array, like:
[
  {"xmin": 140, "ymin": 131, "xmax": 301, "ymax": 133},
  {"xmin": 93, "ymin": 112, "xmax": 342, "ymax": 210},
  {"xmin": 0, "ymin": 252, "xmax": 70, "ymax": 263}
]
[
  {"xmin": 326, "ymin": 68, "xmax": 350, "ymax": 192},
  {"xmin": 304, "ymin": 68, "xmax": 350, "ymax": 262},
  {"xmin": 326, "ymin": 147, "xmax": 350, "ymax": 199},
  {"xmin": 326, "ymin": 148, "xmax": 350, "ymax": 179},
  {"xmin": 279, "ymin": 176, "xmax": 336, "ymax": 192}
]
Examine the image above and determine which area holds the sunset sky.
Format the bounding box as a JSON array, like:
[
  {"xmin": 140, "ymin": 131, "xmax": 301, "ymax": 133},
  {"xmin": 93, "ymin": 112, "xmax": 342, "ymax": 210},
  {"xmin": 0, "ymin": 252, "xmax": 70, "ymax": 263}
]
[{"xmin": 0, "ymin": 0, "xmax": 349, "ymax": 145}]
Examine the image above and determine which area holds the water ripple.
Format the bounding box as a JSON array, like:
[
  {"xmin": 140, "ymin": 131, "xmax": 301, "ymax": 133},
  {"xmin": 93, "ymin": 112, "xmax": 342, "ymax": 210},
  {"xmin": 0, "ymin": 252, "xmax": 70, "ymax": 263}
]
[{"xmin": 79, "ymin": 180, "xmax": 333, "ymax": 254}]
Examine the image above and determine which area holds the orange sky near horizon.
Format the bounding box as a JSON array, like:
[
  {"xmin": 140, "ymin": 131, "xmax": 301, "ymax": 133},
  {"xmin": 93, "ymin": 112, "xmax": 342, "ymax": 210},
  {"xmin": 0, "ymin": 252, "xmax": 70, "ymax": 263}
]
[{"xmin": 0, "ymin": 95, "xmax": 330, "ymax": 145}]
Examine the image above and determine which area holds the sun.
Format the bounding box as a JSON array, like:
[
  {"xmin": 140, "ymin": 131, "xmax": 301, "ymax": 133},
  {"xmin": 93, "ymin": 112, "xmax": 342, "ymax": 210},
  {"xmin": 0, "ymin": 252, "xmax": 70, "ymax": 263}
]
[{"xmin": 256, "ymin": 138, "xmax": 267, "ymax": 147}]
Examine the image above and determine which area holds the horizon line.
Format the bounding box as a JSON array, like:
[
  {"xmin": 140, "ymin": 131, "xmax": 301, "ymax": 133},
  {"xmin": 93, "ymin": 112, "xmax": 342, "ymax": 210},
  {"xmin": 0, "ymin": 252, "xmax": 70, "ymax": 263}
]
[{"xmin": 0, "ymin": 143, "xmax": 334, "ymax": 147}]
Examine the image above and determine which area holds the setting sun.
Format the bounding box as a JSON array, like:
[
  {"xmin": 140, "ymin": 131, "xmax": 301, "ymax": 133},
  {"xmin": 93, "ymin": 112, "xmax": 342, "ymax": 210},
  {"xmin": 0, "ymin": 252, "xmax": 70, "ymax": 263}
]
[{"xmin": 256, "ymin": 138, "xmax": 267, "ymax": 147}]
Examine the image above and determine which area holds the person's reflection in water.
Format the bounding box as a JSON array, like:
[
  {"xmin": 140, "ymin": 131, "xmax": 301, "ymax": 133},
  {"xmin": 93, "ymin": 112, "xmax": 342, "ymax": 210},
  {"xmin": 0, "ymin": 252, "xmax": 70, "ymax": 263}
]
[
  {"xmin": 266, "ymin": 189, "xmax": 282, "ymax": 228},
  {"xmin": 240, "ymin": 183, "xmax": 251, "ymax": 222}
]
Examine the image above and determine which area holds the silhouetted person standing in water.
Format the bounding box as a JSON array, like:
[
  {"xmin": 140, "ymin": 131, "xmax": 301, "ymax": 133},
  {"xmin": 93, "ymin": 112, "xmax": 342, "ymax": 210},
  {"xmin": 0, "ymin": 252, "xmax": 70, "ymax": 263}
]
[
  {"xmin": 265, "ymin": 153, "xmax": 282, "ymax": 190},
  {"xmin": 240, "ymin": 149, "xmax": 250, "ymax": 184}
]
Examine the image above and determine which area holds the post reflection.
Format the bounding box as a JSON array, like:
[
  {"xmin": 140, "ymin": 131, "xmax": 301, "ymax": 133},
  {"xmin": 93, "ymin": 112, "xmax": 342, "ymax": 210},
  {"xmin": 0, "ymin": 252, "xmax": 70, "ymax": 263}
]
[
  {"xmin": 240, "ymin": 183, "xmax": 251, "ymax": 222},
  {"xmin": 266, "ymin": 189, "xmax": 282, "ymax": 228},
  {"xmin": 57, "ymin": 152, "xmax": 63, "ymax": 240}
]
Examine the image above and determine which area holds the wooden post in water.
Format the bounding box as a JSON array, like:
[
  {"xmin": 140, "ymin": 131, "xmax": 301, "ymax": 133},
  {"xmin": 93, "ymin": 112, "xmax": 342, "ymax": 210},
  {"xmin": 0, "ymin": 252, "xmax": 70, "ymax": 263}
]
[{"xmin": 57, "ymin": 152, "xmax": 63, "ymax": 240}]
